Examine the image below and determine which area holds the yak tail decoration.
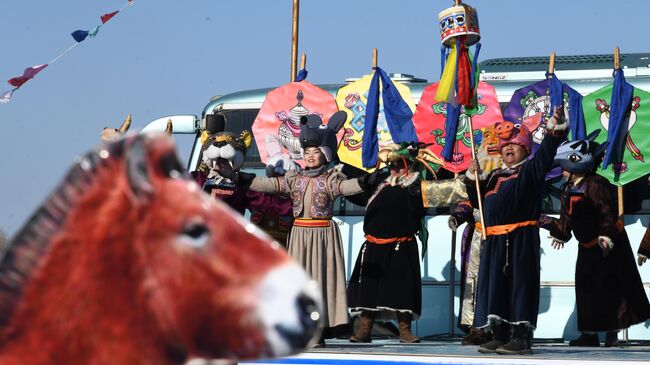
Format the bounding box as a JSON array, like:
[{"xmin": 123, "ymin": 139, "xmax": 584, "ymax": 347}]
[{"xmin": 165, "ymin": 119, "xmax": 173, "ymax": 136}]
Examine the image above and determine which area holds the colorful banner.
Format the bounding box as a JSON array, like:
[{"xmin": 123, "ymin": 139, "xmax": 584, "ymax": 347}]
[
  {"xmin": 335, "ymin": 73, "xmax": 416, "ymax": 172},
  {"xmin": 252, "ymin": 80, "xmax": 339, "ymax": 166},
  {"xmin": 583, "ymin": 84, "xmax": 650, "ymax": 186},
  {"xmin": 413, "ymin": 81, "xmax": 503, "ymax": 173},
  {"xmin": 503, "ymin": 78, "xmax": 584, "ymax": 154}
]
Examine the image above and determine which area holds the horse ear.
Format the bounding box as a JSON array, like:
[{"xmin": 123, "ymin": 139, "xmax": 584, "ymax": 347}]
[
  {"xmin": 327, "ymin": 111, "xmax": 347, "ymax": 133},
  {"xmin": 586, "ymin": 129, "xmax": 601, "ymax": 142},
  {"xmin": 119, "ymin": 114, "xmax": 132, "ymax": 134},
  {"xmin": 594, "ymin": 141, "xmax": 608, "ymax": 158},
  {"xmin": 165, "ymin": 119, "xmax": 173, "ymax": 136},
  {"xmin": 126, "ymin": 136, "xmax": 154, "ymax": 201}
]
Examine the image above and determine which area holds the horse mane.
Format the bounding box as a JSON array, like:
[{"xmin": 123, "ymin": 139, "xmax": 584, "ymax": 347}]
[{"xmin": 0, "ymin": 139, "xmax": 127, "ymax": 328}]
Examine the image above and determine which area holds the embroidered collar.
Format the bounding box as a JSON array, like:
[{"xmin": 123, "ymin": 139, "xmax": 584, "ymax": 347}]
[{"xmin": 501, "ymin": 158, "xmax": 526, "ymax": 172}]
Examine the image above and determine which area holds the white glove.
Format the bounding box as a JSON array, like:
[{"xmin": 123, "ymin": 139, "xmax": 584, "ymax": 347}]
[
  {"xmin": 638, "ymin": 253, "xmax": 648, "ymax": 266},
  {"xmin": 597, "ymin": 236, "xmax": 614, "ymax": 257},
  {"xmin": 448, "ymin": 217, "xmax": 458, "ymax": 232},
  {"xmin": 549, "ymin": 236, "xmax": 565, "ymax": 250}
]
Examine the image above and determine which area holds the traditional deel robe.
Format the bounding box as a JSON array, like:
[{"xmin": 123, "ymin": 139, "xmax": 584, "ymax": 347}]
[
  {"xmin": 547, "ymin": 174, "xmax": 650, "ymax": 332},
  {"xmin": 347, "ymin": 174, "xmax": 467, "ymax": 320},
  {"xmin": 468, "ymin": 135, "xmax": 564, "ymax": 330},
  {"xmin": 250, "ymin": 166, "xmax": 363, "ymax": 328}
]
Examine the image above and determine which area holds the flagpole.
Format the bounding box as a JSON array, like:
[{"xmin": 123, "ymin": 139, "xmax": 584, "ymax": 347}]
[
  {"xmin": 301, "ymin": 52, "xmax": 307, "ymax": 70},
  {"xmin": 548, "ymin": 52, "xmax": 556, "ymax": 77},
  {"xmin": 372, "ymin": 48, "xmax": 378, "ymax": 69},
  {"xmin": 290, "ymin": 0, "xmax": 300, "ymax": 82},
  {"xmin": 613, "ymin": 46, "xmax": 629, "ymax": 343}
]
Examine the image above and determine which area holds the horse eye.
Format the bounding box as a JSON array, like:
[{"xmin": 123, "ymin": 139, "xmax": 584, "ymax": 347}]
[
  {"xmin": 180, "ymin": 223, "xmax": 210, "ymax": 248},
  {"xmin": 569, "ymin": 154, "xmax": 582, "ymax": 162}
]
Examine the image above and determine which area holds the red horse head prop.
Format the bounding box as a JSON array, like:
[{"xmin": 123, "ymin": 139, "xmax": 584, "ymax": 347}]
[{"xmin": 0, "ymin": 134, "xmax": 321, "ymax": 365}]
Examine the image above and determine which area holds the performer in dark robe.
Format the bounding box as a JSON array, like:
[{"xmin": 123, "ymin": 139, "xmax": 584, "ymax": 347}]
[
  {"xmin": 546, "ymin": 130, "xmax": 650, "ymax": 347},
  {"xmin": 347, "ymin": 143, "xmax": 467, "ymax": 343},
  {"xmin": 466, "ymin": 106, "xmax": 567, "ymax": 355}
]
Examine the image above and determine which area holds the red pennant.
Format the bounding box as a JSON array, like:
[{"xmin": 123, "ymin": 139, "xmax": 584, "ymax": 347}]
[
  {"xmin": 456, "ymin": 43, "xmax": 472, "ymax": 106},
  {"xmin": 100, "ymin": 11, "xmax": 119, "ymax": 24},
  {"xmin": 8, "ymin": 64, "xmax": 49, "ymax": 88}
]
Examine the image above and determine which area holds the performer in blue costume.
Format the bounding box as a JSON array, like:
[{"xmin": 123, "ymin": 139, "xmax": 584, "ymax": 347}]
[{"xmin": 466, "ymin": 106, "xmax": 567, "ymax": 355}]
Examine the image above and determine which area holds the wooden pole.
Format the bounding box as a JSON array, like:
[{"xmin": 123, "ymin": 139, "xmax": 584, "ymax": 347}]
[
  {"xmin": 613, "ymin": 47, "xmax": 624, "ymax": 218},
  {"xmin": 372, "ymin": 48, "xmax": 378, "ymax": 69},
  {"xmin": 548, "ymin": 52, "xmax": 556, "ymax": 77},
  {"xmin": 290, "ymin": 0, "xmax": 300, "ymax": 82},
  {"xmin": 468, "ymin": 116, "xmax": 487, "ymax": 239},
  {"xmin": 300, "ymin": 52, "xmax": 307, "ymax": 70}
]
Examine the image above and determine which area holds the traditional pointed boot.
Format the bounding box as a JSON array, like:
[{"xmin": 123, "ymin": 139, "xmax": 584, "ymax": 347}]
[
  {"xmin": 396, "ymin": 312, "xmax": 420, "ymax": 343},
  {"xmin": 349, "ymin": 312, "xmax": 375, "ymax": 343},
  {"xmin": 569, "ymin": 333, "xmax": 599, "ymax": 347},
  {"xmin": 605, "ymin": 331, "xmax": 619, "ymax": 347},
  {"xmin": 462, "ymin": 327, "xmax": 489, "ymax": 346},
  {"xmin": 478, "ymin": 323, "xmax": 510, "ymax": 354},
  {"xmin": 496, "ymin": 324, "xmax": 532, "ymax": 355}
]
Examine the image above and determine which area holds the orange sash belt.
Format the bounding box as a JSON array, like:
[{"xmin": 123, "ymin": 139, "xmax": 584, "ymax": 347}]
[
  {"xmin": 364, "ymin": 234, "xmax": 415, "ymax": 244},
  {"xmin": 580, "ymin": 220, "xmax": 625, "ymax": 248},
  {"xmin": 293, "ymin": 218, "xmax": 331, "ymax": 228},
  {"xmin": 475, "ymin": 220, "xmax": 538, "ymax": 237}
]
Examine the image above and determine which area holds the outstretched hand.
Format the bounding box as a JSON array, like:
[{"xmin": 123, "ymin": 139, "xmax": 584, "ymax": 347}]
[
  {"xmin": 550, "ymin": 237, "xmax": 565, "ymax": 250},
  {"xmin": 546, "ymin": 105, "xmax": 568, "ymax": 134},
  {"xmin": 639, "ymin": 253, "xmax": 648, "ymax": 266}
]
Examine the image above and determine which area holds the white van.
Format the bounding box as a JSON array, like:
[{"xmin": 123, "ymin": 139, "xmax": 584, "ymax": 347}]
[{"xmin": 143, "ymin": 53, "xmax": 650, "ymax": 340}]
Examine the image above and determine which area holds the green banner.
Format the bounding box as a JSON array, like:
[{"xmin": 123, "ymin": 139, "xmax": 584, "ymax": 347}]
[{"xmin": 583, "ymin": 84, "xmax": 650, "ymax": 186}]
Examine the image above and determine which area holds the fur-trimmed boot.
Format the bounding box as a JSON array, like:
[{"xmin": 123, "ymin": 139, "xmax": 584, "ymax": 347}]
[
  {"xmin": 349, "ymin": 312, "xmax": 375, "ymax": 343},
  {"xmin": 496, "ymin": 324, "xmax": 532, "ymax": 355},
  {"xmin": 478, "ymin": 323, "xmax": 510, "ymax": 354},
  {"xmin": 396, "ymin": 312, "xmax": 420, "ymax": 343}
]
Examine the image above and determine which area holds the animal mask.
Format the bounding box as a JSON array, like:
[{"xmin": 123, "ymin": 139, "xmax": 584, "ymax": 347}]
[
  {"xmin": 554, "ymin": 130, "xmax": 608, "ymax": 174},
  {"xmin": 202, "ymin": 130, "xmax": 252, "ymax": 177},
  {"xmin": 298, "ymin": 111, "xmax": 347, "ymax": 163},
  {"xmin": 495, "ymin": 121, "xmax": 532, "ymax": 155}
]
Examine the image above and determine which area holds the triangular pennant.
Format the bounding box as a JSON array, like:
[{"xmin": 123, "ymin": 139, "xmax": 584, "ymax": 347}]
[
  {"xmin": 0, "ymin": 89, "xmax": 15, "ymax": 104},
  {"xmin": 100, "ymin": 11, "xmax": 119, "ymax": 24},
  {"xmin": 71, "ymin": 30, "xmax": 89, "ymax": 43},
  {"xmin": 8, "ymin": 64, "xmax": 49, "ymax": 88}
]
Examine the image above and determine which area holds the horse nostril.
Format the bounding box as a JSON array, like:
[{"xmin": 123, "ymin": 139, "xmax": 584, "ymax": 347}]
[{"xmin": 297, "ymin": 292, "xmax": 320, "ymax": 336}]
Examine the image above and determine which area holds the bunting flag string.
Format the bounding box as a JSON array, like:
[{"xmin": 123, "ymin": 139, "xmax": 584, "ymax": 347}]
[{"xmin": 1, "ymin": 0, "xmax": 135, "ymax": 104}]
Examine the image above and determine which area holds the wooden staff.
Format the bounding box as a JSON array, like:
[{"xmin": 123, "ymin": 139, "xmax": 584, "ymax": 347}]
[
  {"xmin": 548, "ymin": 52, "xmax": 556, "ymax": 77},
  {"xmin": 300, "ymin": 52, "xmax": 307, "ymax": 70},
  {"xmin": 290, "ymin": 0, "xmax": 300, "ymax": 82},
  {"xmin": 469, "ymin": 116, "xmax": 487, "ymax": 239},
  {"xmin": 372, "ymin": 48, "xmax": 378, "ymax": 69}
]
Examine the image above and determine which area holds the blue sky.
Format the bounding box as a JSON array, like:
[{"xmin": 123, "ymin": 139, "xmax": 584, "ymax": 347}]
[{"xmin": 1, "ymin": 0, "xmax": 649, "ymax": 235}]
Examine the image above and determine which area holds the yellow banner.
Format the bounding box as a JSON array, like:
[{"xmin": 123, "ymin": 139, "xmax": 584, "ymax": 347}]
[{"xmin": 335, "ymin": 73, "xmax": 416, "ymax": 172}]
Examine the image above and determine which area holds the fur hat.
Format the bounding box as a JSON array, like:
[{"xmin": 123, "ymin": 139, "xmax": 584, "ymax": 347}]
[{"xmin": 495, "ymin": 121, "xmax": 532, "ymax": 155}]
